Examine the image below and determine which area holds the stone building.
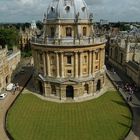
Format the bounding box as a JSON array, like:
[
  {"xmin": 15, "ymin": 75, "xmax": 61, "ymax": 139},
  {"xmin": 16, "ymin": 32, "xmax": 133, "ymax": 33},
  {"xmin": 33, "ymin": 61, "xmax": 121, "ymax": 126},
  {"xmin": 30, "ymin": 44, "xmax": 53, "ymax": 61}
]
[
  {"xmin": 108, "ymin": 31, "xmax": 140, "ymax": 87},
  {"xmin": 31, "ymin": 0, "xmax": 106, "ymax": 100},
  {"xmin": 19, "ymin": 21, "xmax": 37, "ymax": 51},
  {"xmin": 0, "ymin": 46, "xmax": 21, "ymax": 92}
]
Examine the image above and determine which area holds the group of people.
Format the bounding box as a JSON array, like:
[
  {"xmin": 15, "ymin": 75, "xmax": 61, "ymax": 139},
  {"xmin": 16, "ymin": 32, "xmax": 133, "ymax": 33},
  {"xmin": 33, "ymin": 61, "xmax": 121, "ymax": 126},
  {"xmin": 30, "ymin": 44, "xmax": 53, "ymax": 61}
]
[
  {"xmin": 122, "ymin": 82, "xmax": 137, "ymax": 94},
  {"xmin": 121, "ymin": 82, "xmax": 138, "ymax": 103},
  {"xmin": 12, "ymin": 83, "xmax": 20, "ymax": 94}
]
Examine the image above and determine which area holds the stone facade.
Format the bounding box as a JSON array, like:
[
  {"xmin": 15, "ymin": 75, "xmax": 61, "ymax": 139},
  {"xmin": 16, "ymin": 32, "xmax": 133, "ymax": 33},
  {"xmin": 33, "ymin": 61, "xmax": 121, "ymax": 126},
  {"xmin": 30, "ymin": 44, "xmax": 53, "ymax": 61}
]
[
  {"xmin": 108, "ymin": 31, "xmax": 140, "ymax": 87},
  {"xmin": 0, "ymin": 47, "xmax": 21, "ymax": 92},
  {"xmin": 19, "ymin": 22, "xmax": 37, "ymax": 51},
  {"xmin": 31, "ymin": 0, "xmax": 106, "ymax": 100}
]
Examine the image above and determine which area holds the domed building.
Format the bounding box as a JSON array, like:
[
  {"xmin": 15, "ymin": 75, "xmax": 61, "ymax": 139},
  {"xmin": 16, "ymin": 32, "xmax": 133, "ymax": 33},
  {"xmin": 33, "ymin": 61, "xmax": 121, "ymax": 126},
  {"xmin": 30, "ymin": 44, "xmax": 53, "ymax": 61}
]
[{"xmin": 31, "ymin": 0, "xmax": 106, "ymax": 100}]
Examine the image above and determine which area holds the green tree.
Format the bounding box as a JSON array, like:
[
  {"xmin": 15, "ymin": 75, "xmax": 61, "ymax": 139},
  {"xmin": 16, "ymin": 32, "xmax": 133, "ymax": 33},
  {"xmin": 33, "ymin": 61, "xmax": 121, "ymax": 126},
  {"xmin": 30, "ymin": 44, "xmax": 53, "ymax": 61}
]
[
  {"xmin": 36, "ymin": 20, "xmax": 43, "ymax": 30},
  {"xmin": 0, "ymin": 28, "xmax": 19, "ymax": 49}
]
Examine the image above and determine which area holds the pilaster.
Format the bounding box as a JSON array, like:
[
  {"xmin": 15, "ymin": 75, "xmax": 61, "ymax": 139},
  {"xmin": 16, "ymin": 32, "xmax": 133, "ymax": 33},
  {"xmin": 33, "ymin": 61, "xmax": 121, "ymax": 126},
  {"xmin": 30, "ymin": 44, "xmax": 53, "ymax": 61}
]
[
  {"xmin": 46, "ymin": 52, "xmax": 51, "ymax": 76},
  {"xmin": 56, "ymin": 52, "xmax": 60, "ymax": 78},
  {"xmin": 74, "ymin": 52, "xmax": 78, "ymax": 78},
  {"xmin": 60, "ymin": 52, "xmax": 64, "ymax": 78}
]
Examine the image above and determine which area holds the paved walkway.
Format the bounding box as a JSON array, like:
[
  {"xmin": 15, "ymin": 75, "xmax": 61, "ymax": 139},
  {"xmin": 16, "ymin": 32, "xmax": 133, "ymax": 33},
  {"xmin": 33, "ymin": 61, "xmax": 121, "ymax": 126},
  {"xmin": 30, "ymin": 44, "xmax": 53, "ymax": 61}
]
[
  {"xmin": 0, "ymin": 66, "xmax": 33, "ymax": 140},
  {"xmin": 107, "ymin": 69, "xmax": 140, "ymax": 140}
]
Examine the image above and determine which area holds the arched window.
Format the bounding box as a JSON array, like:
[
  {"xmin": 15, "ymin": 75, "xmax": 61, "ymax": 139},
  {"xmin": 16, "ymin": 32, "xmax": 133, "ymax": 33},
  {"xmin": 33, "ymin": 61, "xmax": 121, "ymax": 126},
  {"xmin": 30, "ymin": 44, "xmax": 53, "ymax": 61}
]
[
  {"xmin": 50, "ymin": 56, "xmax": 55, "ymax": 64},
  {"xmin": 51, "ymin": 7, "xmax": 55, "ymax": 12},
  {"xmin": 65, "ymin": 6, "xmax": 70, "ymax": 12},
  {"xmin": 95, "ymin": 52, "xmax": 98, "ymax": 60},
  {"xmin": 50, "ymin": 27, "xmax": 55, "ymax": 37},
  {"xmin": 83, "ymin": 27, "xmax": 87, "ymax": 36},
  {"xmin": 67, "ymin": 56, "xmax": 72, "ymax": 64},
  {"xmin": 66, "ymin": 27, "xmax": 72, "ymax": 37},
  {"xmin": 84, "ymin": 56, "xmax": 87, "ymax": 63}
]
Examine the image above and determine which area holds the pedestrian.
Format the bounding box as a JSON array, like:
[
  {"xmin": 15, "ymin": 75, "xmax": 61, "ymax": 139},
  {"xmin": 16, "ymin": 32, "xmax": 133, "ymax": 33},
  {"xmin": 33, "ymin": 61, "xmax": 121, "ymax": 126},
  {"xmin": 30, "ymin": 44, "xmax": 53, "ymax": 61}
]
[
  {"xmin": 16, "ymin": 83, "xmax": 20, "ymax": 91},
  {"xmin": 126, "ymin": 96, "xmax": 129, "ymax": 102},
  {"xmin": 129, "ymin": 95, "xmax": 132, "ymax": 102},
  {"xmin": 12, "ymin": 84, "xmax": 16, "ymax": 94}
]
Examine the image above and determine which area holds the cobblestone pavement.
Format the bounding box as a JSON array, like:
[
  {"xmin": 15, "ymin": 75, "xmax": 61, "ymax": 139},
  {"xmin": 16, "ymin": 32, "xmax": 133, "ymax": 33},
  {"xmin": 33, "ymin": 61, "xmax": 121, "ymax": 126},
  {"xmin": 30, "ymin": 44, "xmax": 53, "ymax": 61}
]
[
  {"xmin": 0, "ymin": 66, "xmax": 33, "ymax": 140},
  {"xmin": 107, "ymin": 69, "xmax": 140, "ymax": 140}
]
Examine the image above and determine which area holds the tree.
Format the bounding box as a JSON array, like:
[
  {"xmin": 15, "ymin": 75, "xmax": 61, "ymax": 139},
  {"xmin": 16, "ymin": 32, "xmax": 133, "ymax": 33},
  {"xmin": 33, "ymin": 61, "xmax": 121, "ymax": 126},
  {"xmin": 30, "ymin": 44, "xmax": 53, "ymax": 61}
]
[
  {"xmin": 36, "ymin": 20, "xmax": 43, "ymax": 30},
  {"xmin": 0, "ymin": 28, "xmax": 19, "ymax": 49}
]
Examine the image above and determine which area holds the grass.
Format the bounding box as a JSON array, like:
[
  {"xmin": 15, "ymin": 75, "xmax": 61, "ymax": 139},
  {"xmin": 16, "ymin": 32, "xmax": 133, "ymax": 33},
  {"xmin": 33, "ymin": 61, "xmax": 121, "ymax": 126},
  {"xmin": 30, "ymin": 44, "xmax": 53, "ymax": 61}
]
[{"xmin": 6, "ymin": 91, "xmax": 132, "ymax": 140}]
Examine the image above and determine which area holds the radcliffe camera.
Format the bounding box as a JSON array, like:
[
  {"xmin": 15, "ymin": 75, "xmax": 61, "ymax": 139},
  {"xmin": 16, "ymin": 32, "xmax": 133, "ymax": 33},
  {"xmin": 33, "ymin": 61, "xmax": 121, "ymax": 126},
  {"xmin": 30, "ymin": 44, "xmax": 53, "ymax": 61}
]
[{"xmin": 0, "ymin": 0, "xmax": 140, "ymax": 140}]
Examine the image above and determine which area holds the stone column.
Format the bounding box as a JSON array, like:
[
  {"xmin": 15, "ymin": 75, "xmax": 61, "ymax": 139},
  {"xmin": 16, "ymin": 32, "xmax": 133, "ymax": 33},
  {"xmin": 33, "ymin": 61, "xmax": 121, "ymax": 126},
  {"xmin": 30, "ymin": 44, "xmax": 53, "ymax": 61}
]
[
  {"xmin": 44, "ymin": 83, "xmax": 47, "ymax": 97},
  {"xmin": 56, "ymin": 52, "xmax": 60, "ymax": 78},
  {"xmin": 92, "ymin": 51, "xmax": 95, "ymax": 75},
  {"xmin": 36, "ymin": 51, "xmax": 40, "ymax": 73},
  {"xmin": 99, "ymin": 49, "xmax": 102, "ymax": 70},
  {"xmin": 46, "ymin": 52, "xmax": 51, "ymax": 76},
  {"xmin": 33, "ymin": 50, "xmax": 37, "ymax": 67},
  {"xmin": 60, "ymin": 52, "xmax": 64, "ymax": 78},
  {"xmin": 43, "ymin": 52, "xmax": 47, "ymax": 76},
  {"xmin": 58, "ymin": 24, "xmax": 61, "ymax": 39},
  {"xmin": 74, "ymin": 52, "xmax": 78, "ymax": 78},
  {"xmin": 79, "ymin": 52, "xmax": 83, "ymax": 77},
  {"xmin": 102, "ymin": 48, "xmax": 105, "ymax": 67},
  {"xmin": 88, "ymin": 51, "xmax": 92, "ymax": 76}
]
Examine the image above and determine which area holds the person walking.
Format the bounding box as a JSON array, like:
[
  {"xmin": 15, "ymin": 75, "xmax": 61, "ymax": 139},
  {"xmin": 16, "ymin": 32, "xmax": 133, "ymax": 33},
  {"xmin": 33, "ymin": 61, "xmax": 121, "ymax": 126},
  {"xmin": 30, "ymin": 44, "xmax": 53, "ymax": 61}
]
[{"xmin": 129, "ymin": 95, "xmax": 132, "ymax": 102}]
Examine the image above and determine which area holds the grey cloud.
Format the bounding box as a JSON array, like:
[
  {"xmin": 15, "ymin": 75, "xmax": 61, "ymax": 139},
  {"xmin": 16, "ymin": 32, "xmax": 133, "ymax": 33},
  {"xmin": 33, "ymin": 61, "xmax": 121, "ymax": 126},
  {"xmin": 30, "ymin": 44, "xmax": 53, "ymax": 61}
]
[{"xmin": 0, "ymin": 0, "xmax": 140, "ymax": 22}]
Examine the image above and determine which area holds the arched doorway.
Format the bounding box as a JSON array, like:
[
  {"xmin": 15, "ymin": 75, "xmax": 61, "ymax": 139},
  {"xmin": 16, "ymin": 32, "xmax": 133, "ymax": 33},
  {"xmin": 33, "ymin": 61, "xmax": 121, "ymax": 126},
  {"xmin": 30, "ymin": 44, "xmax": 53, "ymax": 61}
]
[
  {"xmin": 96, "ymin": 80, "xmax": 101, "ymax": 91},
  {"xmin": 66, "ymin": 85, "xmax": 74, "ymax": 98},
  {"xmin": 84, "ymin": 84, "xmax": 89, "ymax": 94},
  {"xmin": 38, "ymin": 81, "xmax": 43, "ymax": 94}
]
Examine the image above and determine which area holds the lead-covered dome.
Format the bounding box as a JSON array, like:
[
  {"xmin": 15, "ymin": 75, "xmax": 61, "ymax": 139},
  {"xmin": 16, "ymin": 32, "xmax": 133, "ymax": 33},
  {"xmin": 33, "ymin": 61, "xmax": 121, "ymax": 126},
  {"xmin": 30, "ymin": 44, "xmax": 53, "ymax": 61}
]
[{"xmin": 47, "ymin": 0, "xmax": 91, "ymax": 20}]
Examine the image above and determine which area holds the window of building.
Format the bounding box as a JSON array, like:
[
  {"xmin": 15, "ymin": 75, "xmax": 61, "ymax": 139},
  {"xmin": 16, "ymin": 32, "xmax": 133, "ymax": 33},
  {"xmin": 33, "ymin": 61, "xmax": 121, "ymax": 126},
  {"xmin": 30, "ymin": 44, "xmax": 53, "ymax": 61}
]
[
  {"xmin": 51, "ymin": 7, "xmax": 55, "ymax": 12},
  {"xmin": 83, "ymin": 27, "xmax": 87, "ymax": 36},
  {"xmin": 24, "ymin": 38, "xmax": 26, "ymax": 43},
  {"xmin": 67, "ymin": 70, "xmax": 72, "ymax": 74},
  {"xmin": 95, "ymin": 66, "xmax": 98, "ymax": 70},
  {"xmin": 51, "ymin": 27, "xmax": 55, "ymax": 37},
  {"xmin": 84, "ymin": 84, "xmax": 89, "ymax": 94},
  {"xmin": 52, "ymin": 69, "xmax": 55, "ymax": 76},
  {"xmin": 83, "ymin": 68, "xmax": 87, "ymax": 73},
  {"xmin": 51, "ymin": 85, "xmax": 56, "ymax": 95},
  {"xmin": 95, "ymin": 52, "xmax": 98, "ymax": 60},
  {"xmin": 67, "ymin": 56, "xmax": 72, "ymax": 64},
  {"xmin": 40, "ymin": 67, "xmax": 44, "ymax": 74},
  {"xmin": 50, "ymin": 56, "xmax": 55, "ymax": 64},
  {"xmin": 39, "ymin": 53, "xmax": 43, "ymax": 63},
  {"xmin": 84, "ymin": 56, "xmax": 87, "ymax": 63},
  {"xmin": 66, "ymin": 27, "xmax": 72, "ymax": 37},
  {"xmin": 65, "ymin": 6, "xmax": 70, "ymax": 12},
  {"xmin": 82, "ymin": 7, "xmax": 86, "ymax": 12}
]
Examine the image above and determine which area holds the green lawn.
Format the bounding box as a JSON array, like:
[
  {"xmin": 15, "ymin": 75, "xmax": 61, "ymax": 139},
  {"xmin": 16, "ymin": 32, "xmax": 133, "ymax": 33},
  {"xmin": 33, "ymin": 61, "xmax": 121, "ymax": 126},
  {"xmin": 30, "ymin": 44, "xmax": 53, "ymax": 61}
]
[{"xmin": 6, "ymin": 91, "xmax": 132, "ymax": 140}]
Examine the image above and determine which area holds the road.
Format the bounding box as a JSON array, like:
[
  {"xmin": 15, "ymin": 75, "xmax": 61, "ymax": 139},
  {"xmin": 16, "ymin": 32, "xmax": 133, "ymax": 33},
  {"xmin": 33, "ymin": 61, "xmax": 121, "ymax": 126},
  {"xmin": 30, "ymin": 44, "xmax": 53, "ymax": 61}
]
[{"xmin": 0, "ymin": 66, "xmax": 33, "ymax": 140}]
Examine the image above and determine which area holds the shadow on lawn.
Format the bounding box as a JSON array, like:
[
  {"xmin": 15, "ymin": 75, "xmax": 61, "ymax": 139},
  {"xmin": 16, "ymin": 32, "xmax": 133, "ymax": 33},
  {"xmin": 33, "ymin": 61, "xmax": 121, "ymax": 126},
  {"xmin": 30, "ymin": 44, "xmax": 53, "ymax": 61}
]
[
  {"xmin": 121, "ymin": 114, "xmax": 132, "ymax": 120},
  {"xmin": 118, "ymin": 122, "xmax": 131, "ymax": 129},
  {"xmin": 111, "ymin": 100, "xmax": 127, "ymax": 107}
]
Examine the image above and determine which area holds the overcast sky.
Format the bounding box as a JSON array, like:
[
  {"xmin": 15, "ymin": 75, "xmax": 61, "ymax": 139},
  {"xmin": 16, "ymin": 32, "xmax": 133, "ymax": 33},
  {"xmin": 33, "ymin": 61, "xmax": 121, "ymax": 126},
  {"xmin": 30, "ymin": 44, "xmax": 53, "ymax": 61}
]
[{"xmin": 0, "ymin": 0, "xmax": 140, "ymax": 23}]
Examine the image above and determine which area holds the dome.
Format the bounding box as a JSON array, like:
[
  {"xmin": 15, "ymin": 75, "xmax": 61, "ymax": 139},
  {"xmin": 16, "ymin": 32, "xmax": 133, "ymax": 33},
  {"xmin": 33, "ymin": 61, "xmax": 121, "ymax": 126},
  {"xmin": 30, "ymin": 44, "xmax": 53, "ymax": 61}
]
[{"xmin": 47, "ymin": 0, "xmax": 91, "ymax": 20}]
